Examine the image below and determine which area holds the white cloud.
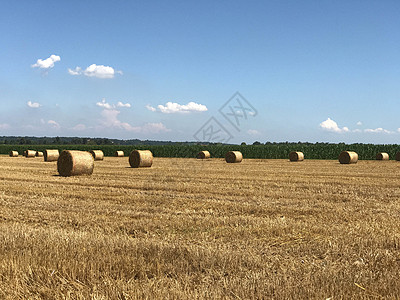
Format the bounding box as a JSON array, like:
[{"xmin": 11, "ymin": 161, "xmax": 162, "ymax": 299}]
[
  {"xmin": 356, "ymin": 121, "xmax": 362, "ymax": 126},
  {"xmin": 96, "ymin": 98, "xmax": 130, "ymax": 110},
  {"xmin": 68, "ymin": 67, "xmax": 82, "ymax": 75},
  {"xmin": 48, "ymin": 120, "xmax": 60, "ymax": 129},
  {"xmin": 397, "ymin": 128, "xmax": 400, "ymax": 133},
  {"xmin": 364, "ymin": 128, "xmax": 394, "ymax": 134},
  {"xmin": 68, "ymin": 64, "xmax": 120, "ymax": 79},
  {"xmin": 96, "ymin": 98, "xmax": 113, "ymax": 109},
  {"xmin": 116, "ymin": 101, "xmax": 131, "ymax": 108},
  {"xmin": 72, "ymin": 124, "xmax": 86, "ymax": 131},
  {"xmin": 319, "ymin": 118, "xmax": 349, "ymax": 133},
  {"xmin": 27, "ymin": 101, "xmax": 41, "ymax": 108},
  {"xmin": 140, "ymin": 122, "xmax": 170, "ymax": 133},
  {"xmin": 157, "ymin": 101, "xmax": 208, "ymax": 114},
  {"xmin": 247, "ymin": 129, "xmax": 260, "ymax": 136},
  {"xmin": 0, "ymin": 123, "xmax": 10, "ymax": 130},
  {"xmin": 353, "ymin": 129, "xmax": 362, "ymax": 133},
  {"xmin": 146, "ymin": 104, "xmax": 156, "ymax": 112},
  {"xmin": 32, "ymin": 54, "xmax": 61, "ymax": 69}
]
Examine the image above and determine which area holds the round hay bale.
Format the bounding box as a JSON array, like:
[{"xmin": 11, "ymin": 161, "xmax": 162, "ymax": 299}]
[
  {"xmin": 44, "ymin": 149, "xmax": 59, "ymax": 162},
  {"xmin": 289, "ymin": 151, "xmax": 304, "ymax": 162},
  {"xmin": 9, "ymin": 151, "xmax": 18, "ymax": 157},
  {"xmin": 114, "ymin": 150, "xmax": 124, "ymax": 157},
  {"xmin": 90, "ymin": 150, "xmax": 104, "ymax": 161},
  {"xmin": 225, "ymin": 151, "xmax": 243, "ymax": 163},
  {"xmin": 57, "ymin": 150, "xmax": 94, "ymax": 177},
  {"xmin": 395, "ymin": 152, "xmax": 400, "ymax": 161},
  {"xmin": 339, "ymin": 151, "xmax": 358, "ymax": 164},
  {"xmin": 376, "ymin": 152, "xmax": 389, "ymax": 161},
  {"xmin": 25, "ymin": 150, "xmax": 36, "ymax": 158},
  {"xmin": 129, "ymin": 150, "xmax": 153, "ymax": 168},
  {"xmin": 36, "ymin": 151, "xmax": 44, "ymax": 157},
  {"xmin": 196, "ymin": 151, "xmax": 210, "ymax": 159}
]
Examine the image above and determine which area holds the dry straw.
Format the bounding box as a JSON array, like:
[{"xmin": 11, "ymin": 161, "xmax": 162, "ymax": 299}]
[
  {"xmin": 114, "ymin": 151, "xmax": 124, "ymax": 157},
  {"xmin": 36, "ymin": 151, "xmax": 44, "ymax": 157},
  {"xmin": 90, "ymin": 150, "xmax": 104, "ymax": 161},
  {"xmin": 57, "ymin": 150, "xmax": 94, "ymax": 177},
  {"xmin": 289, "ymin": 151, "xmax": 304, "ymax": 162},
  {"xmin": 225, "ymin": 151, "xmax": 243, "ymax": 163},
  {"xmin": 44, "ymin": 149, "xmax": 59, "ymax": 162},
  {"xmin": 129, "ymin": 150, "xmax": 153, "ymax": 168},
  {"xmin": 376, "ymin": 152, "xmax": 389, "ymax": 161},
  {"xmin": 196, "ymin": 151, "xmax": 210, "ymax": 159},
  {"xmin": 339, "ymin": 151, "xmax": 358, "ymax": 164},
  {"xmin": 24, "ymin": 150, "xmax": 36, "ymax": 158},
  {"xmin": 9, "ymin": 151, "xmax": 18, "ymax": 157},
  {"xmin": 396, "ymin": 152, "xmax": 400, "ymax": 161}
]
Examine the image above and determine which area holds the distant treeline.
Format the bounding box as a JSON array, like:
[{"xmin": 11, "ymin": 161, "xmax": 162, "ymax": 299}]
[
  {"xmin": 0, "ymin": 136, "xmax": 198, "ymax": 146},
  {"xmin": 1, "ymin": 143, "xmax": 400, "ymax": 160}
]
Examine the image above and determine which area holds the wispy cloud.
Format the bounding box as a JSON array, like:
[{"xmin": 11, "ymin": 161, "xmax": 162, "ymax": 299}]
[
  {"xmin": 155, "ymin": 101, "xmax": 208, "ymax": 114},
  {"xmin": 146, "ymin": 104, "xmax": 156, "ymax": 112},
  {"xmin": 32, "ymin": 54, "xmax": 60, "ymax": 69},
  {"xmin": 247, "ymin": 129, "xmax": 260, "ymax": 136},
  {"xmin": 99, "ymin": 108, "xmax": 169, "ymax": 133},
  {"xmin": 137, "ymin": 122, "xmax": 171, "ymax": 134},
  {"xmin": 48, "ymin": 120, "xmax": 60, "ymax": 129},
  {"xmin": 356, "ymin": 121, "xmax": 362, "ymax": 126},
  {"xmin": 68, "ymin": 64, "xmax": 121, "ymax": 79},
  {"xmin": 0, "ymin": 123, "xmax": 10, "ymax": 130},
  {"xmin": 72, "ymin": 124, "xmax": 86, "ymax": 131},
  {"xmin": 27, "ymin": 101, "xmax": 41, "ymax": 108},
  {"xmin": 364, "ymin": 128, "xmax": 394, "ymax": 134},
  {"xmin": 68, "ymin": 67, "xmax": 81, "ymax": 75},
  {"xmin": 319, "ymin": 118, "xmax": 349, "ymax": 133}
]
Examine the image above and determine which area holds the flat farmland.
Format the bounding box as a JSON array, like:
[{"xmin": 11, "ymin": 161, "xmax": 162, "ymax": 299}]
[{"xmin": 0, "ymin": 156, "xmax": 400, "ymax": 299}]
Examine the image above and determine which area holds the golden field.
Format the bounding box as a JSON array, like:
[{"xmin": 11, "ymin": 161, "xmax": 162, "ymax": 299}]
[{"xmin": 0, "ymin": 155, "xmax": 400, "ymax": 299}]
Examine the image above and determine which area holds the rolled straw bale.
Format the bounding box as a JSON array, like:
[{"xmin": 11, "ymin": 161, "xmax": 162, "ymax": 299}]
[
  {"xmin": 25, "ymin": 150, "xmax": 36, "ymax": 158},
  {"xmin": 339, "ymin": 151, "xmax": 358, "ymax": 164},
  {"xmin": 225, "ymin": 151, "xmax": 243, "ymax": 163},
  {"xmin": 129, "ymin": 150, "xmax": 153, "ymax": 168},
  {"xmin": 196, "ymin": 151, "xmax": 210, "ymax": 159},
  {"xmin": 36, "ymin": 151, "xmax": 44, "ymax": 157},
  {"xmin": 57, "ymin": 150, "xmax": 94, "ymax": 177},
  {"xmin": 44, "ymin": 149, "xmax": 59, "ymax": 162},
  {"xmin": 395, "ymin": 152, "xmax": 400, "ymax": 161},
  {"xmin": 114, "ymin": 151, "xmax": 124, "ymax": 157},
  {"xmin": 90, "ymin": 150, "xmax": 104, "ymax": 161},
  {"xmin": 9, "ymin": 151, "xmax": 18, "ymax": 157},
  {"xmin": 376, "ymin": 152, "xmax": 389, "ymax": 161},
  {"xmin": 289, "ymin": 151, "xmax": 304, "ymax": 162}
]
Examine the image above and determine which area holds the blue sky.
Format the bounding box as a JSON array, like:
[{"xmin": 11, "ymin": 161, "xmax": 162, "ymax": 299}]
[{"xmin": 1, "ymin": 1, "xmax": 399, "ymax": 144}]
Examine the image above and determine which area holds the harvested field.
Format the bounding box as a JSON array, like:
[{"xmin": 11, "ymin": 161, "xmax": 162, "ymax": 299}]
[{"xmin": 0, "ymin": 156, "xmax": 400, "ymax": 299}]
